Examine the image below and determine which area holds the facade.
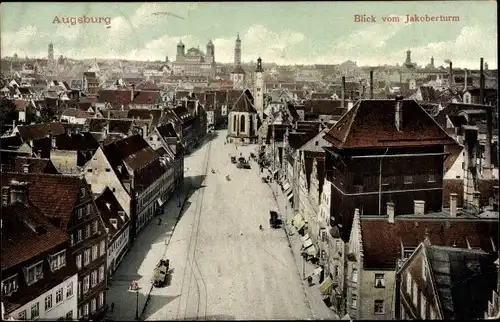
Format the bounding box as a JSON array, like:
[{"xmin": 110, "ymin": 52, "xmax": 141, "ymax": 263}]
[
  {"xmin": 173, "ymin": 40, "xmax": 215, "ymax": 77},
  {"xmin": 254, "ymin": 57, "xmax": 265, "ymax": 120},
  {"xmin": 231, "ymin": 65, "xmax": 246, "ymax": 90},
  {"xmin": 0, "ymin": 173, "xmax": 109, "ymax": 320},
  {"xmin": 1, "ymin": 190, "xmax": 78, "ymax": 321},
  {"xmin": 227, "ymin": 90, "xmax": 259, "ymax": 143}
]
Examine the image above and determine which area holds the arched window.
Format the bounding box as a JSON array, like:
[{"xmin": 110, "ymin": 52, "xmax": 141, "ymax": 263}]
[
  {"xmin": 240, "ymin": 114, "xmax": 246, "ymax": 133},
  {"xmin": 233, "ymin": 114, "xmax": 237, "ymax": 132}
]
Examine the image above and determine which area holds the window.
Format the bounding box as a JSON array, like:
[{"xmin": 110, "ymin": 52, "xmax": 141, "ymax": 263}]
[
  {"xmin": 83, "ymin": 275, "xmax": 90, "ymax": 293},
  {"xmin": 100, "ymin": 240, "xmax": 106, "ymax": 256},
  {"xmin": 421, "ymin": 293, "xmax": 426, "ymax": 318},
  {"xmin": 427, "ymin": 173, "xmax": 436, "ymax": 183},
  {"xmin": 18, "ymin": 310, "xmax": 26, "ymax": 320},
  {"xmin": 422, "ymin": 260, "xmax": 427, "ymax": 281},
  {"xmin": 45, "ymin": 294, "xmax": 53, "ymax": 311},
  {"xmin": 406, "ymin": 272, "xmax": 412, "ymax": 294},
  {"xmin": 66, "ymin": 311, "xmax": 73, "ymax": 320},
  {"xmin": 351, "ymin": 294, "xmax": 357, "ymax": 308},
  {"xmin": 87, "ymin": 169, "xmax": 92, "ymax": 173},
  {"xmin": 31, "ymin": 302, "xmax": 39, "ymax": 319},
  {"xmin": 403, "ymin": 247, "xmax": 415, "ymax": 259},
  {"xmin": 412, "ymin": 281, "xmax": 418, "ymax": 307},
  {"xmin": 86, "ymin": 225, "xmax": 91, "ymax": 239},
  {"xmin": 91, "ymin": 298, "xmax": 97, "ymax": 313},
  {"xmin": 351, "ymin": 268, "xmax": 358, "ymax": 283},
  {"xmin": 77, "ymin": 230, "xmax": 82, "ymax": 242},
  {"xmin": 2, "ymin": 274, "xmax": 18, "ymax": 296},
  {"xmin": 66, "ymin": 282, "xmax": 73, "ymax": 298},
  {"xmin": 374, "ymin": 300, "xmax": 384, "ymax": 314},
  {"xmin": 99, "ymin": 265, "xmax": 105, "ymax": 282},
  {"xmin": 56, "ymin": 287, "xmax": 63, "ymax": 304},
  {"xmin": 70, "ymin": 234, "xmax": 74, "ymax": 246},
  {"xmin": 334, "ymin": 265, "xmax": 339, "ymax": 277},
  {"xmin": 374, "ymin": 273, "xmax": 385, "ymax": 288},
  {"xmin": 404, "ymin": 175, "xmax": 413, "ymax": 185},
  {"xmin": 76, "ymin": 254, "xmax": 82, "ymax": 270},
  {"xmin": 105, "ymin": 168, "xmax": 111, "ymax": 172},
  {"xmin": 83, "ymin": 249, "xmax": 90, "ymax": 266},
  {"xmin": 92, "ymin": 220, "xmax": 98, "ymax": 234},
  {"xmin": 78, "ymin": 281, "xmax": 82, "ymax": 299},
  {"xmin": 87, "ymin": 204, "xmax": 92, "ymax": 215},
  {"xmin": 99, "ymin": 292, "xmax": 104, "ymax": 307},
  {"xmin": 91, "ymin": 270, "xmax": 97, "ymax": 287},
  {"xmin": 92, "ymin": 244, "xmax": 98, "ymax": 261},
  {"xmin": 83, "ymin": 303, "xmax": 89, "ymax": 316},
  {"xmin": 24, "ymin": 261, "xmax": 43, "ymax": 285},
  {"xmin": 50, "ymin": 250, "xmax": 66, "ymax": 271}
]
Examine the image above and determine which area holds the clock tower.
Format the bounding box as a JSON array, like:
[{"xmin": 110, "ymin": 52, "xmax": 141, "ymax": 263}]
[{"xmin": 254, "ymin": 57, "xmax": 264, "ymax": 120}]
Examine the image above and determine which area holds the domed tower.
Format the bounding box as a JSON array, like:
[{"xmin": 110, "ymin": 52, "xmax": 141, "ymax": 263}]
[
  {"xmin": 176, "ymin": 40, "xmax": 185, "ymax": 62},
  {"xmin": 234, "ymin": 33, "xmax": 242, "ymax": 66},
  {"xmin": 206, "ymin": 40, "xmax": 215, "ymax": 63},
  {"xmin": 254, "ymin": 57, "xmax": 264, "ymax": 120}
]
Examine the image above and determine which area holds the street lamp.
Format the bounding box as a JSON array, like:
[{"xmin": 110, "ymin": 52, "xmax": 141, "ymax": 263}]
[{"xmin": 135, "ymin": 288, "xmax": 139, "ymax": 320}]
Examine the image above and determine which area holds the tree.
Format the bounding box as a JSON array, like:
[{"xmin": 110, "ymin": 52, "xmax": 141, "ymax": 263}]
[
  {"xmin": 0, "ymin": 98, "xmax": 17, "ymax": 132},
  {"xmin": 37, "ymin": 106, "xmax": 57, "ymax": 123}
]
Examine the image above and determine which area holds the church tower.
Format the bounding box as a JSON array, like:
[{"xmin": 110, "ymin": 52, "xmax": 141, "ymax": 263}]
[
  {"xmin": 48, "ymin": 42, "xmax": 54, "ymax": 61},
  {"xmin": 176, "ymin": 40, "xmax": 185, "ymax": 62},
  {"xmin": 206, "ymin": 40, "xmax": 215, "ymax": 63},
  {"xmin": 405, "ymin": 49, "xmax": 412, "ymax": 65},
  {"xmin": 234, "ymin": 34, "xmax": 242, "ymax": 66},
  {"xmin": 254, "ymin": 57, "xmax": 264, "ymax": 120}
]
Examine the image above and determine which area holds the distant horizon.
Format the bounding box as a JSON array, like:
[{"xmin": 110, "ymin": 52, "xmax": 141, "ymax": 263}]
[{"xmin": 1, "ymin": 2, "xmax": 497, "ymax": 69}]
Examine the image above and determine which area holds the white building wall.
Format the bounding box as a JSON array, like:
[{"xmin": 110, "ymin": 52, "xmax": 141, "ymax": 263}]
[
  {"xmin": 84, "ymin": 148, "xmax": 132, "ymax": 216},
  {"xmin": 60, "ymin": 116, "xmax": 87, "ymax": 124},
  {"xmin": 7, "ymin": 274, "xmax": 78, "ymax": 321},
  {"xmin": 444, "ymin": 150, "xmax": 464, "ymax": 180},
  {"xmin": 107, "ymin": 226, "xmax": 130, "ymax": 274}
]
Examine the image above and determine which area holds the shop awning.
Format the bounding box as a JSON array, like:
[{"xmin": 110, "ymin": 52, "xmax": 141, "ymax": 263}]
[
  {"xmin": 287, "ymin": 192, "xmax": 293, "ymax": 201},
  {"xmin": 319, "ymin": 277, "xmax": 333, "ymax": 294},
  {"xmin": 282, "ymin": 181, "xmax": 291, "ymax": 191},
  {"xmin": 307, "ymin": 245, "xmax": 317, "ymax": 256},
  {"xmin": 293, "ymin": 214, "xmax": 306, "ymax": 230},
  {"xmin": 303, "ymin": 238, "xmax": 313, "ymax": 249}
]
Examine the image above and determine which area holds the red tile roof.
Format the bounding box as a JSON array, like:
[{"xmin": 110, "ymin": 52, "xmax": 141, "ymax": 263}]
[
  {"xmin": 1, "ymin": 202, "xmax": 69, "ymax": 270},
  {"xmin": 360, "ymin": 217, "xmax": 498, "ymax": 269},
  {"xmin": 231, "ymin": 90, "xmax": 257, "ymax": 113},
  {"xmin": 323, "ymin": 99, "xmax": 456, "ymax": 149},
  {"xmin": 0, "ymin": 172, "xmax": 83, "ymax": 230},
  {"xmin": 96, "ymin": 89, "xmax": 159, "ymax": 105}
]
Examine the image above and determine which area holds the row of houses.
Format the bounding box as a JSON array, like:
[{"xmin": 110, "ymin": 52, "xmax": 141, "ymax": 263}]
[{"xmin": 260, "ymin": 96, "xmax": 499, "ymax": 320}]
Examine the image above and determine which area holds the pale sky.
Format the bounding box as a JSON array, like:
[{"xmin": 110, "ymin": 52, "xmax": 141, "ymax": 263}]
[{"xmin": 0, "ymin": 1, "xmax": 497, "ymax": 68}]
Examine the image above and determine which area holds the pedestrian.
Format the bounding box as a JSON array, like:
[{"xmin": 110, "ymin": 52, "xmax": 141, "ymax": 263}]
[{"xmin": 111, "ymin": 302, "xmax": 115, "ymax": 312}]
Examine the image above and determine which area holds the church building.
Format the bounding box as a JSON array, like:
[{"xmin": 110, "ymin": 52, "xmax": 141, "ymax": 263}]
[{"xmin": 227, "ymin": 89, "xmax": 260, "ymax": 144}]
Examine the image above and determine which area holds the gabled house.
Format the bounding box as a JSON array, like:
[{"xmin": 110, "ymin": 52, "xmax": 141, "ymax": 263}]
[
  {"xmin": 61, "ymin": 108, "xmax": 95, "ymax": 124},
  {"xmin": 50, "ymin": 131, "xmax": 100, "ymax": 175},
  {"xmin": 227, "ymin": 90, "xmax": 260, "ymax": 144},
  {"xmin": 13, "ymin": 122, "xmax": 66, "ymax": 158},
  {"xmin": 13, "ymin": 156, "xmax": 59, "ymax": 174},
  {"xmin": 1, "ymin": 193, "xmax": 78, "ymax": 321},
  {"xmin": 0, "ymin": 173, "xmax": 109, "ymax": 320}
]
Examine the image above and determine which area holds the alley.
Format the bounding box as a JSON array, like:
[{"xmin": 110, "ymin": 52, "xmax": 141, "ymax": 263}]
[{"xmin": 144, "ymin": 130, "xmax": 315, "ymax": 320}]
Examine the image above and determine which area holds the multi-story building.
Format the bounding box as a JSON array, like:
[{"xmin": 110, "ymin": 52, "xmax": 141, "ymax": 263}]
[
  {"xmin": 0, "ymin": 172, "xmax": 109, "ymax": 320},
  {"xmin": 1, "ymin": 183, "xmax": 78, "ymax": 321},
  {"xmin": 173, "ymin": 40, "xmax": 215, "ymax": 77}
]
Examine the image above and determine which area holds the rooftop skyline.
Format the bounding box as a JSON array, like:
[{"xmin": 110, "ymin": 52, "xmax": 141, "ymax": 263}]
[{"xmin": 0, "ymin": 1, "xmax": 497, "ymax": 69}]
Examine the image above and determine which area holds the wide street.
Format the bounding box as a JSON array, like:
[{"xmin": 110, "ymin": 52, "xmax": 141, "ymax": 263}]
[{"xmin": 143, "ymin": 129, "xmax": 315, "ymax": 320}]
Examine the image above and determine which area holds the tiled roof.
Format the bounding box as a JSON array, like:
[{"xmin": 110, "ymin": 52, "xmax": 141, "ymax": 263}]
[
  {"xmin": 11, "ymin": 99, "xmax": 30, "ymax": 111},
  {"xmin": 13, "ymin": 157, "xmax": 59, "ymax": 174},
  {"xmin": 227, "ymin": 89, "xmax": 244, "ymax": 105},
  {"xmin": 323, "ymin": 99, "xmax": 456, "ymax": 149},
  {"xmin": 0, "ymin": 135, "xmax": 23, "ymax": 150},
  {"xmin": 17, "ymin": 122, "xmax": 66, "ymax": 141},
  {"xmin": 61, "ymin": 108, "xmax": 95, "ymax": 118},
  {"xmin": 310, "ymin": 92, "xmax": 332, "ymax": 100},
  {"xmin": 419, "ymin": 86, "xmax": 438, "ymax": 102},
  {"xmin": 157, "ymin": 123, "xmax": 178, "ymax": 139},
  {"xmin": 86, "ymin": 118, "xmax": 133, "ymax": 135},
  {"xmin": 1, "ymin": 202, "xmax": 69, "ymax": 270},
  {"xmin": 304, "ymin": 99, "xmax": 347, "ymax": 116},
  {"xmin": 0, "ymin": 172, "xmax": 84, "ymax": 230},
  {"xmin": 231, "ymin": 64, "xmax": 246, "ymax": 75},
  {"xmin": 94, "ymin": 187, "xmax": 128, "ymax": 239},
  {"xmin": 97, "ymin": 89, "xmax": 159, "ymax": 105},
  {"xmin": 434, "ymin": 103, "xmax": 490, "ymax": 129},
  {"xmin": 55, "ymin": 132, "xmax": 99, "ymax": 151},
  {"xmin": 127, "ymin": 109, "xmax": 162, "ymax": 128},
  {"xmin": 360, "ymin": 217, "xmax": 498, "ymax": 270},
  {"xmin": 102, "ymin": 134, "xmax": 159, "ymax": 172},
  {"xmin": 230, "ymin": 90, "xmax": 257, "ymax": 113},
  {"xmin": 133, "ymin": 90, "xmax": 160, "ymax": 105},
  {"xmin": 425, "ymin": 245, "xmax": 497, "ymax": 319}
]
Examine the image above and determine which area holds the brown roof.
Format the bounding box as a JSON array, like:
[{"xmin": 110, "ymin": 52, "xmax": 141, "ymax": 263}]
[
  {"xmin": 11, "ymin": 100, "xmax": 30, "ymax": 111},
  {"xmin": 102, "ymin": 134, "xmax": 159, "ymax": 172},
  {"xmin": 54, "ymin": 132, "xmax": 99, "ymax": 151},
  {"xmin": 102, "ymin": 110, "xmax": 129, "ymax": 119},
  {"xmin": 231, "ymin": 90, "xmax": 257, "ymax": 113},
  {"xmin": 360, "ymin": 217, "xmax": 498, "ymax": 269},
  {"xmin": 323, "ymin": 99, "xmax": 456, "ymax": 149},
  {"xmin": 86, "ymin": 118, "xmax": 133, "ymax": 135},
  {"xmin": 61, "ymin": 108, "xmax": 95, "ymax": 118},
  {"xmin": 0, "ymin": 172, "xmax": 84, "ymax": 230},
  {"xmin": 418, "ymin": 86, "xmax": 438, "ymax": 102},
  {"xmin": 127, "ymin": 109, "xmax": 162, "ymax": 128},
  {"xmin": 13, "ymin": 157, "xmax": 59, "ymax": 174},
  {"xmin": 1, "ymin": 202, "xmax": 69, "ymax": 270},
  {"xmin": 227, "ymin": 89, "xmax": 244, "ymax": 105},
  {"xmin": 133, "ymin": 90, "xmax": 160, "ymax": 105},
  {"xmin": 304, "ymin": 99, "xmax": 347, "ymax": 116},
  {"xmin": 97, "ymin": 89, "xmax": 159, "ymax": 105},
  {"xmin": 231, "ymin": 64, "xmax": 246, "ymax": 75},
  {"xmin": 17, "ymin": 122, "xmax": 66, "ymax": 141},
  {"xmin": 310, "ymin": 92, "xmax": 332, "ymax": 100},
  {"xmin": 94, "ymin": 187, "xmax": 128, "ymax": 239}
]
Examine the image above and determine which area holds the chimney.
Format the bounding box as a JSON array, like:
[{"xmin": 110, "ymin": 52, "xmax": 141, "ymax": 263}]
[
  {"xmin": 395, "ymin": 96, "xmax": 403, "ymax": 131},
  {"xmin": 51, "ymin": 137, "xmax": 56, "ymax": 149},
  {"xmin": 414, "ymin": 200, "xmax": 425, "ymax": 215},
  {"xmin": 2, "ymin": 186, "xmax": 11, "ymax": 206},
  {"xmin": 22, "ymin": 163, "xmax": 30, "ymax": 173},
  {"xmin": 480, "ymin": 58, "xmax": 484, "ymax": 105},
  {"xmin": 449, "ymin": 193, "xmax": 458, "ymax": 217},
  {"xmin": 131, "ymin": 84, "xmax": 135, "ymax": 103},
  {"xmin": 387, "ymin": 201, "xmax": 395, "ymax": 223},
  {"xmin": 472, "ymin": 191, "xmax": 481, "ymax": 209},
  {"xmin": 9, "ymin": 180, "xmax": 28, "ymax": 204},
  {"xmin": 449, "ymin": 61, "xmax": 453, "ymax": 86},
  {"xmin": 341, "ymin": 76, "xmax": 345, "ymax": 108},
  {"xmin": 370, "ymin": 70, "xmax": 374, "ymax": 99}
]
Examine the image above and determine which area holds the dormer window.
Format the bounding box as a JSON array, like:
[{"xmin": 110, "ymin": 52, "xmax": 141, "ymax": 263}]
[
  {"xmin": 24, "ymin": 261, "xmax": 43, "ymax": 285},
  {"xmin": 2, "ymin": 274, "xmax": 19, "ymax": 296},
  {"xmin": 403, "ymin": 246, "xmax": 416, "ymax": 259},
  {"xmin": 110, "ymin": 218, "xmax": 118, "ymax": 229},
  {"xmin": 50, "ymin": 250, "xmax": 66, "ymax": 271}
]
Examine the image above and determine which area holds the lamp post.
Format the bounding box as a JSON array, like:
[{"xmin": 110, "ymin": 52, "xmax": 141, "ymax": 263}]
[{"xmin": 135, "ymin": 288, "xmax": 139, "ymax": 320}]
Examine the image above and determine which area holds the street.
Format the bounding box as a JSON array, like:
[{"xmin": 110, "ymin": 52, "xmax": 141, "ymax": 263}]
[{"xmin": 143, "ymin": 130, "xmax": 315, "ymax": 320}]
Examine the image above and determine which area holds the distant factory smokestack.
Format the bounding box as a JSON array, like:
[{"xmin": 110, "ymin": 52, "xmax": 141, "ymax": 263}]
[
  {"xmin": 370, "ymin": 70, "xmax": 374, "ymax": 99},
  {"xmin": 341, "ymin": 76, "xmax": 345, "ymax": 108},
  {"xmin": 449, "ymin": 61, "xmax": 453, "ymax": 87}
]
